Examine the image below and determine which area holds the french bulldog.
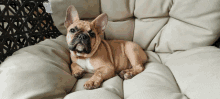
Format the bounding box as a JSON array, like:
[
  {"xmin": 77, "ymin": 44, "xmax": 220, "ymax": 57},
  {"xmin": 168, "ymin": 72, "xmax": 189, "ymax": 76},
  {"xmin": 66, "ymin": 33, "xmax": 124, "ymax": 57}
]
[{"xmin": 65, "ymin": 5, "xmax": 148, "ymax": 90}]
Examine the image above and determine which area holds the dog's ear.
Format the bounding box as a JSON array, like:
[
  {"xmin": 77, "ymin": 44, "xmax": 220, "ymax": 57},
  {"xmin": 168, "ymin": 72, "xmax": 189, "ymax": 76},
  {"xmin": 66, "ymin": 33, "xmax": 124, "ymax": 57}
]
[
  {"xmin": 64, "ymin": 5, "xmax": 79, "ymax": 28},
  {"xmin": 91, "ymin": 13, "xmax": 108, "ymax": 35}
]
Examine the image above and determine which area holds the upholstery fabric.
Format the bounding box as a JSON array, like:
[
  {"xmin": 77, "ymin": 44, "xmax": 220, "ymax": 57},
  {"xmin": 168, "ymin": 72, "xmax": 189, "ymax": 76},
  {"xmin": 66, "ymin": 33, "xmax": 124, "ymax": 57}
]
[
  {"xmin": 64, "ymin": 88, "xmax": 121, "ymax": 99},
  {"xmin": 160, "ymin": 46, "xmax": 220, "ymax": 99},
  {"xmin": 64, "ymin": 73, "xmax": 123, "ymax": 99},
  {"xmin": 51, "ymin": 0, "xmax": 220, "ymax": 52},
  {"xmin": 124, "ymin": 47, "xmax": 220, "ymax": 99},
  {"xmin": 0, "ymin": 36, "xmax": 76, "ymax": 99},
  {"xmin": 105, "ymin": 19, "xmax": 134, "ymax": 41},
  {"xmin": 100, "ymin": 0, "xmax": 135, "ymax": 21},
  {"xmin": 124, "ymin": 51, "xmax": 188, "ymax": 99}
]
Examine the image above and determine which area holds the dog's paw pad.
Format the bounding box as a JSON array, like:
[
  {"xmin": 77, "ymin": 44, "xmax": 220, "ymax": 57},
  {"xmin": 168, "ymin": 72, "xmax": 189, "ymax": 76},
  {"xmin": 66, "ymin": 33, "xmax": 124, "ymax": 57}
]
[
  {"xmin": 124, "ymin": 72, "xmax": 134, "ymax": 80},
  {"xmin": 73, "ymin": 70, "xmax": 85, "ymax": 79},
  {"xmin": 119, "ymin": 69, "xmax": 134, "ymax": 80},
  {"xmin": 119, "ymin": 70, "xmax": 126, "ymax": 79},
  {"xmin": 84, "ymin": 81, "xmax": 101, "ymax": 90},
  {"xmin": 84, "ymin": 82, "xmax": 93, "ymax": 90}
]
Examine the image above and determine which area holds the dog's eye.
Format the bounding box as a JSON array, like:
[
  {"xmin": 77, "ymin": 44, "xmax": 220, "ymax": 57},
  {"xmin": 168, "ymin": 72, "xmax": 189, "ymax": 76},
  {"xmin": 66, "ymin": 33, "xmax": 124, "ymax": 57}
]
[
  {"xmin": 90, "ymin": 32, "xmax": 96, "ymax": 38},
  {"xmin": 70, "ymin": 28, "xmax": 76, "ymax": 33},
  {"xmin": 88, "ymin": 30, "xmax": 96, "ymax": 38}
]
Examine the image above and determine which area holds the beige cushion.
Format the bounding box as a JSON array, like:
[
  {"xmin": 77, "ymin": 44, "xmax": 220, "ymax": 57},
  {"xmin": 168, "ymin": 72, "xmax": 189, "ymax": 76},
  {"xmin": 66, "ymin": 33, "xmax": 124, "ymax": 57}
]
[
  {"xmin": 100, "ymin": 0, "xmax": 220, "ymax": 52},
  {"xmin": 0, "ymin": 35, "xmax": 76, "ymax": 99},
  {"xmin": 105, "ymin": 19, "xmax": 134, "ymax": 41},
  {"xmin": 133, "ymin": 0, "xmax": 220, "ymax": 52},
  {"xmin": 124, "ymin": 51, "xmax": 188, "ymax": 99},
  {"xmin": 101, "ymin": 0, "xmax": 135, "ymax": 21},
  {"xmin": 133, "ymin": 18, "xmax": 169, "ymax": 49},
  {"xmin": 160, "ymin": 46, "xmax": 220, "ymax": 99},
  {"xmin": 134, "ymin": 0, "xmax": 171, "ymax": 19},
  {"xmin": 64, "ymin": 73, "xmax": 123, "ymax": 99},
  {"xmin": 125, "ymin": 47, "xmax": 220, "ymax": 99},
  {"xmin": 51, "ymin": 0, "xmax": 220, "ymax": 51},
  {"xmin": 50, "ymin": 0, "xmax": 100, "ymax": 35},
  {"xmin": 64, "ymin": 88, "xmax": 121, "ymax": 99}
]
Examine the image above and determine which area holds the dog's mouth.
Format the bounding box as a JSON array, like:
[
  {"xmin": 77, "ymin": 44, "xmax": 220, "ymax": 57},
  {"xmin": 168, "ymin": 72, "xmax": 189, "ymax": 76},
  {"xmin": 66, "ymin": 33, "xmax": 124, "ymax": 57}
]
[
  {"xmin": 75, "ymin": 44, "xmax": 84, "ymax": 52},
  {"xmin": 68, "ymin": 38, "xmax": 91, "ymax": 54}
]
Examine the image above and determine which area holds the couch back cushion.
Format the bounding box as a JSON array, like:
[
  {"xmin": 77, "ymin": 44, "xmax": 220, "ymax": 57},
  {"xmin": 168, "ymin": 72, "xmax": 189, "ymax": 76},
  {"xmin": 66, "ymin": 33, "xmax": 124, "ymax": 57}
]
[{"xmin": 51, "ymin": 0, "xmax": 220, "ymax": 52}]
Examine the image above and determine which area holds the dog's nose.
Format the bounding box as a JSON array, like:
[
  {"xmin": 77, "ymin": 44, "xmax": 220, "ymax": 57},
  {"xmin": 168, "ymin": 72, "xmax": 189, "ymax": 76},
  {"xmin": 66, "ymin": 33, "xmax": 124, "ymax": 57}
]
[{"xmin": 78, "ymin": 34, "xmax": 88, "ymax": 40}]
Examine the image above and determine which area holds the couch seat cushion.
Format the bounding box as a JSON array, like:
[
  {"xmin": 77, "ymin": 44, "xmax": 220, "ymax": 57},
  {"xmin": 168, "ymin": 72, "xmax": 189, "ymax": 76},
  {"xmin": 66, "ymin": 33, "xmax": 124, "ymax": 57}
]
[
  {"xmin": 161, "ymin": 46, "xmax": 220, "ymax": 99},
  {"xmin": 64, "ymin": 73, "xmax": 123, "ymax": 99},
  {"xmin": 124, "ymin": 51, "xmax": 188, "ymax": 99},
  {"xmin": 0, "ymin": 35, "xmax": 76, "ymax": 99}
]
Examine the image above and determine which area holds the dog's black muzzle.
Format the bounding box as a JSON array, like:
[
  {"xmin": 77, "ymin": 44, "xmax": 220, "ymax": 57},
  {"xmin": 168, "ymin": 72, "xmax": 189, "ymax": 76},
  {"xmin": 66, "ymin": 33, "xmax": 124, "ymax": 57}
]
[{"xmin": 68, "ymin": 33, "xmax": 91, "ymax": 54}]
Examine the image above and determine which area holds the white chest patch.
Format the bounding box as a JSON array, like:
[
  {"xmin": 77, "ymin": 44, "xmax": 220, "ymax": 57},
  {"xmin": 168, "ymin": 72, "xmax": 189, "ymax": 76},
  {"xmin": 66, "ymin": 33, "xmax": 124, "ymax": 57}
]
[{"xmin": 76, "ymin": 58, "xmax": 94, "ymax": 73}]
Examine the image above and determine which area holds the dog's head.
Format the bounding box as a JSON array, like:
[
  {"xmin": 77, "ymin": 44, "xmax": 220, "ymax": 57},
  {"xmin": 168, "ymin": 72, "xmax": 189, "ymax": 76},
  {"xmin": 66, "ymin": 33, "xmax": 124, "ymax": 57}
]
[{"xmin": 64, "ymin": 5, "xmax": 108, "ymax": 57}]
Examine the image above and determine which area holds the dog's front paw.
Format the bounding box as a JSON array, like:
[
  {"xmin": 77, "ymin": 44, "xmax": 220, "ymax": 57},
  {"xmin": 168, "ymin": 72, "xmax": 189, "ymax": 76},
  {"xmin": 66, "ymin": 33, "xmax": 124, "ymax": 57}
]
[
  {"xmin": 119, "ymin": 69, "xmax": 134, "ymax": 80},
  {"xmin": 84, "ymin": 80, "xmax": 101, "ymax": 90},
  {"xmin": 72, "ymin": 70, "xmax": 85, "ymax": 79}
]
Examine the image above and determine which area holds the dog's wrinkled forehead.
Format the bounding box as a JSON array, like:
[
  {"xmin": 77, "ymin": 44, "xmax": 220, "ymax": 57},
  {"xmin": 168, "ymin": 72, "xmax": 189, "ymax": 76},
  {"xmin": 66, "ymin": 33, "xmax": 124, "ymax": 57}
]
[{"xmin": 68, "ymin": 20, "xmax": 92, "ymax": 33}]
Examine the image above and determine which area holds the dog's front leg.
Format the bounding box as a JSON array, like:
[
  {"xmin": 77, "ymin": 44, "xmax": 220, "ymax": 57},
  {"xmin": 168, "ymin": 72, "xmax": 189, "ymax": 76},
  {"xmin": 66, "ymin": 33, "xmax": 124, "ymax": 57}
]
[
  {"xmin": 71, "ymin": 62, "xmax": 85, "ymax": 79},
  {"xmin": 84, "ymin": 65, "xmax": 115, "ymax": 90}
]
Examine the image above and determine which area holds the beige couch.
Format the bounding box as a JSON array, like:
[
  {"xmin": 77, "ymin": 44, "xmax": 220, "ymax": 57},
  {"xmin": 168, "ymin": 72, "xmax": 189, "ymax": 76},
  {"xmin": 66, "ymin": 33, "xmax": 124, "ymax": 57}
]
[{"xmin": 1, "ymin": 0, "xmax": 220, "ymax": 99}]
